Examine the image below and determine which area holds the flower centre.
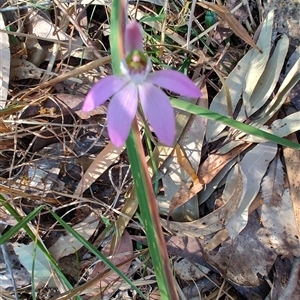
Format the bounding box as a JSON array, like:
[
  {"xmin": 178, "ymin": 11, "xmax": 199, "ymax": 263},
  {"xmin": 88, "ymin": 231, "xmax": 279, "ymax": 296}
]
[{"xmin": 125, "ymin": 50, "xmax": 148, "ymax": 75}]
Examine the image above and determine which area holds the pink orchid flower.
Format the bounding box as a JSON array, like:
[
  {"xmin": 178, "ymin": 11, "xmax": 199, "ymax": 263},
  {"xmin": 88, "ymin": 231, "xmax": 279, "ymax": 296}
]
[{"xmin": 82, "ymin": 20, "xmax": 201, "ymax": 147}]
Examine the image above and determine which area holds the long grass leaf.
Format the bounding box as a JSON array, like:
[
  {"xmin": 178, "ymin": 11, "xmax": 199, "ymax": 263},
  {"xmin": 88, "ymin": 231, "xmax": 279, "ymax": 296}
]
[{"xmin": 171, "ymin": 98, "xmax": 300, "ymax": 150}]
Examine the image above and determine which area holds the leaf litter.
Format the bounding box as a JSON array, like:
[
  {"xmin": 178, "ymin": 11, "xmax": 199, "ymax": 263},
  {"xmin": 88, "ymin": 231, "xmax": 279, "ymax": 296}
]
[{"xmin": 0, "ymin": 0, "xmax": 299, "ymax": 299}]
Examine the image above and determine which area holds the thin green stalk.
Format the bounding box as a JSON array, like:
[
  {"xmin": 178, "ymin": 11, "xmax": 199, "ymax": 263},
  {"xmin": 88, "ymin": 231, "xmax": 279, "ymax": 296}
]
[
  {"xmin": 145, "ymin": 129, "xmax": 159, "ymax": 194},
  {"xmin": 126, "ymin": 120, "xmax": 179, "ymax": 299}
]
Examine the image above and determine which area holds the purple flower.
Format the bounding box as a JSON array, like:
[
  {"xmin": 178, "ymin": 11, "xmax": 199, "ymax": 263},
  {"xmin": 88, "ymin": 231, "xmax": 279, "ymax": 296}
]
[{"xmin": 82, "ymin": 20, "xmax": 201, "ymax": 147}]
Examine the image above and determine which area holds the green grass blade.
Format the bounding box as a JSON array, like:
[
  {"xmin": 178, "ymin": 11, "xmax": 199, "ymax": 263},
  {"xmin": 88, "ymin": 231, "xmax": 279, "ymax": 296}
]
[
  {"xmin": 0, "ymin": 195, "xmax": 77, "ymax": 296},
  {"xmin": 171, "ymin": 98, "xmax": 300, "ymax": 150},
  {"xmin": 48, "ymin": 210, "xmax": 146, "ymax": 299},
  {"xmin": 0, "ymin": 205, "xmax": 43, "ymax": 244}
]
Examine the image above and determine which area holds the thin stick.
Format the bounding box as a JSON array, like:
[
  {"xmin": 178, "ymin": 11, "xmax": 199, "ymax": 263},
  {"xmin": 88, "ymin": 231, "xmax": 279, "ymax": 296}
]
[
  {"xmin": 17, "ymin": 56, "xmax": 111, "ymax": 101},
  {"xmin": 187, "ymin": 0, "xmax": 197, "ymax": 51}
]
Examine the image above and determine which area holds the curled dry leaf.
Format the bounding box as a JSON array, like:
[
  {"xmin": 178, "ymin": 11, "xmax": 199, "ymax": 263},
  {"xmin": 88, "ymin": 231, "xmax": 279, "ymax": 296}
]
[
  {"xmin": 164, "ymin": 142, "xmax": 277, "ymax": 238},
  {"xmin": 241, "ymin": 11, "xmax": 273, "ymax": 109},
  {"xmin": 256, "ymin": 58, "xmax": 300, "ymax": 125},
  {"xmin": 245, "ymin": 34, "xmax": 289, "ymax": 118}
]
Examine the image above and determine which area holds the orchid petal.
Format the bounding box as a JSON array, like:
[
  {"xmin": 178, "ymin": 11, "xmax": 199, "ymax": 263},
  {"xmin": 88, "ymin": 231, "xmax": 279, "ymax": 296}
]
[
  {"xmin": 147, "ymin": 70, "xmax": 201, "ymax": 98},
  {"xmin": 82, "ymin": 75, "xmax": 128, "ymax": 112},
  {"xmin": 124, "ymin": 20, "xmax": 143, "ymax": 54},
  {"xmin": 107, "ymin": 83, "xmax": 138, "ymax": 146},
  {"xmin": 139, "ymin": 82, "xmax": 175, "ymax": 146}
]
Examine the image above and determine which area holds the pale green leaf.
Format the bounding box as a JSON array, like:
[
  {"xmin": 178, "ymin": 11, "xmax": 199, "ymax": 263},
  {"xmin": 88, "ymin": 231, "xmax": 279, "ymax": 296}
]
[
  {"xmin": 49, "ymin": 212, "xmax": 99, "ymax": 260},
  {"xmin": 13, "ymin": 242, "xmax": 54, "ymax": 288}
]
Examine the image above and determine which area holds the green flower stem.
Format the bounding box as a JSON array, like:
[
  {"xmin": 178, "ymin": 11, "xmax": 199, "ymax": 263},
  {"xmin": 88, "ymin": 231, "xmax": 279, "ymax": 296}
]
[
  {"xmin": 126, "ymin": 119, "xmax": 178, "ymax": 300},
  {"xmin": 110, "ymin": 1, "xmax": 178, "ymax": 298},
  {"xmin": 110, "ymin": 0, "xmax": 127, "ymax": 73}
]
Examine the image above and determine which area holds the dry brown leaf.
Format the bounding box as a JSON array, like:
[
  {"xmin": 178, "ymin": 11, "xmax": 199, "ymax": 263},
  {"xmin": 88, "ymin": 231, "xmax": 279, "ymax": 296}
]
[
  {"xmin": 175, "ymin": 144, "xmax": 199, "ymax": 182},
  {"xmin": 74, "ymin": 142, "xmax": 125, "ymax": 196},
  {"xmin": 164, "ymin": 162, "xmax": 244, "ymax": 237},
  {"xmin": 168, "ymin": 143, "xmax": 250, "ymax": 214},
  {"xmin": 131, "ymin": 235, "xmax": 211, "ymax": 270},
  {"xmin": 165, "ymin": 142, "xmax": 277, "ymax": 238},
  {"xmin": 48, "ymin": 212, "xmax": 99, "ymax": 260},
  {"xmin": 261, "ymin": 155, "xmax": 285, "ymax": 207},
  {"xmin": 204, "ymin": 212, "xmax": 277, "ymax": 286},
  {"xmin": 85, "ymin": 230, "xmax": 133, "ymax": 297},
  {"xmin": 205, "ymin": 194, "xmax": 263, "ymax": 252},
  {"xmin": 283, "ymin": 134, "xmax": 300, "ymax": 237},
  {"xmin": 260, "ymin": 188, "xmax": 300, "ymax": 257},
  {"xmin": 198, "ymin": 1, "xmax": 261, "ymax": 53},
  {"xmin": 110, "ymin": 189, "xmax": 138, "ymax": 252},
  {"xmin": 10, "ymin": 58, "xmax": 43, "ymax": 80},
  {"xmin": 271, "ymin": 258, "xmax": 300, "ymax": 299}
]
